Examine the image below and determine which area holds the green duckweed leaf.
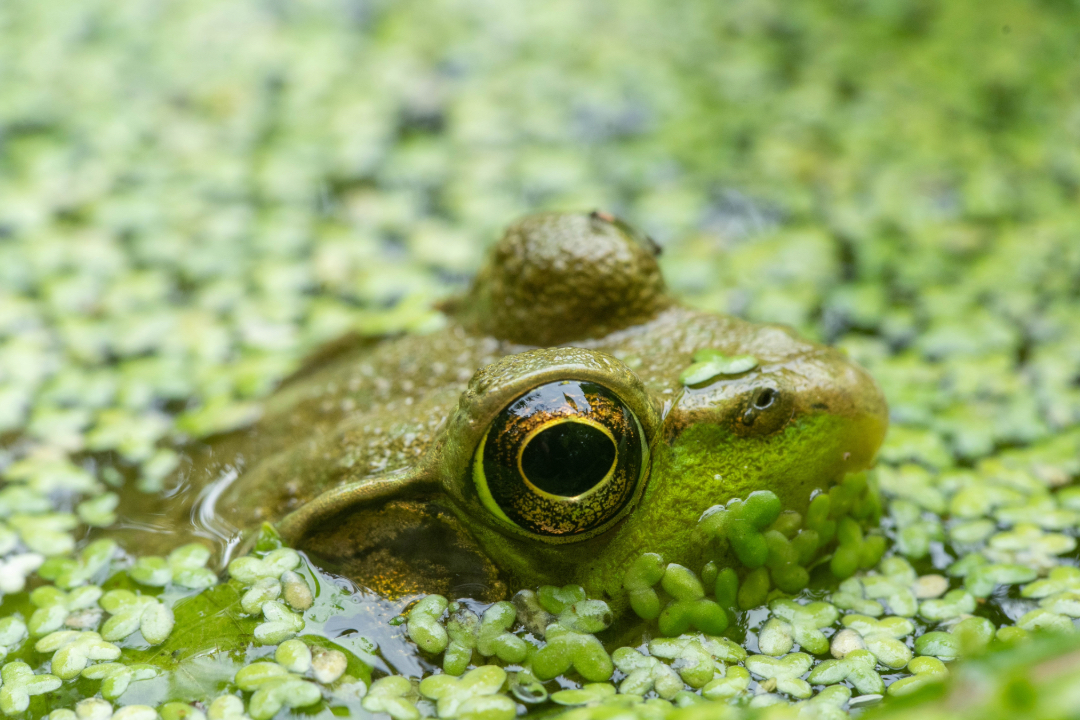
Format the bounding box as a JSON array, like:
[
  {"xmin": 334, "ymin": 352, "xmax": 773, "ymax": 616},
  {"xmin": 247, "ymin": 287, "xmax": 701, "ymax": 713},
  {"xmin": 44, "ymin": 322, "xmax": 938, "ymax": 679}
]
[{"xmin": 679, "ymin": 352, "xmax": 758, "ymax": 386}]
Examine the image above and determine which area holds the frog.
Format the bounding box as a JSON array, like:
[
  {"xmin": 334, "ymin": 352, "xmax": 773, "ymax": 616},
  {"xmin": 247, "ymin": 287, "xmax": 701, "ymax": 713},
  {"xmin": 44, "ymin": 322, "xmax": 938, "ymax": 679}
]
[{"xmin": 183, "ymin": 210, "xmax": 887, "ymax": 604}]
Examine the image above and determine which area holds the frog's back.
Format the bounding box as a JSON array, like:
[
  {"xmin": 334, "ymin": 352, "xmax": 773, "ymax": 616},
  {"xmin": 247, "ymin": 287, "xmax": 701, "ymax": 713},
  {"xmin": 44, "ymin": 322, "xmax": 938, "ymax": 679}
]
[{"xmin": 213, "ymin": 328, "xmax": 507, "ymax": 527}]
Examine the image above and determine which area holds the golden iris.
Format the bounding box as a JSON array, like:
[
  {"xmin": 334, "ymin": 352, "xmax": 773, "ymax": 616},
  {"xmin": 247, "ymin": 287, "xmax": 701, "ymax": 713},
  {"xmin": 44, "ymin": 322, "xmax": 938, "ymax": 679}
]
[{"xmin": 473, "ymin": 379, "xmax": 643, "ymax": 537}]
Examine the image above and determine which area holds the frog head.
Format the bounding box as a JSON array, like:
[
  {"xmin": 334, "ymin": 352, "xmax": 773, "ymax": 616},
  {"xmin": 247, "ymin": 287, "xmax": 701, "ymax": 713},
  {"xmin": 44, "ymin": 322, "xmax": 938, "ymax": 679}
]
[{"xmin": 276, "ymin": 212, "xmax": 887, "ymax": 599}]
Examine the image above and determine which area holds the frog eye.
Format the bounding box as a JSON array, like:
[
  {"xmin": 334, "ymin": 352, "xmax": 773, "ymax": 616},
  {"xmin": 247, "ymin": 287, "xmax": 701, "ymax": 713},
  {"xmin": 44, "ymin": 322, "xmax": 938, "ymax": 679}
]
[{"xmin": 472, "ymin": 379, "xmax": 645, "ymax": 538}]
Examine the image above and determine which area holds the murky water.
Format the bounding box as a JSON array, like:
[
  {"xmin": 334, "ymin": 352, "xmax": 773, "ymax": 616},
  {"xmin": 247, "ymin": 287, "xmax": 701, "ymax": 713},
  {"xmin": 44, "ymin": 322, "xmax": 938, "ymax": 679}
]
[{"xmin": 103, "ymin": 433, "xmax": 475, "ymax": 680}]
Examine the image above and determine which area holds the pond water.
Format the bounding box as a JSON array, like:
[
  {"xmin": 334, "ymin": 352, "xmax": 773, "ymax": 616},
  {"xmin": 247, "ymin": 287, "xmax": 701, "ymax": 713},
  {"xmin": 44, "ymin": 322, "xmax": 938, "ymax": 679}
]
[{"xmin": 2, "ymin": 0, "xmax": 1080, "ymax": 718}]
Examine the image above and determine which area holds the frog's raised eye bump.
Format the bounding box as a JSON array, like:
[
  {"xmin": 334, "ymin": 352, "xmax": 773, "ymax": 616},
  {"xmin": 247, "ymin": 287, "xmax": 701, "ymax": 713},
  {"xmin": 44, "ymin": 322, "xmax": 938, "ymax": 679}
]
[
  {"xmin": 473, "ymin": 379, "xmax": 645, "ymax": 539},
  {"xmin": 589, "ymin": 209, "xmax": 662, "ymax": 257}
]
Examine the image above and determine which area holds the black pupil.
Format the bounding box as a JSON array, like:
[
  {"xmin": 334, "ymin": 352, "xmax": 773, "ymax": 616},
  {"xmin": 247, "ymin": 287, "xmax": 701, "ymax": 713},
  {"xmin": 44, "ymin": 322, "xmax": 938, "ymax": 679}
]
[{"xmin": 520, "ymin": 421, "xmax": 616, "ymax": 497}]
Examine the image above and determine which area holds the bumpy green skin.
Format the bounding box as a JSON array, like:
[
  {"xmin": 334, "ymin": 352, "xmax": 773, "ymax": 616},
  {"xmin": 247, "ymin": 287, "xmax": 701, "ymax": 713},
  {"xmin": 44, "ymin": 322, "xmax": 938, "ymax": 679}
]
[
  {"xmin": 175, "ymin": 212, "xmax": 887, "ymax": 600},
  {"xmin": 452, "ymin": 212, "xmax": 669, "ymax": 346}
]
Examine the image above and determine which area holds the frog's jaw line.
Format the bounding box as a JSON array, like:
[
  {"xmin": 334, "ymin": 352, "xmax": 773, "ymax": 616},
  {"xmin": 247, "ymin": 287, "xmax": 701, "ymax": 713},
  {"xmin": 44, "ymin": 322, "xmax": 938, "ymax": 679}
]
[{"xmin": 275, "ymin": 465, "xmax": 439, "ymax": 544}]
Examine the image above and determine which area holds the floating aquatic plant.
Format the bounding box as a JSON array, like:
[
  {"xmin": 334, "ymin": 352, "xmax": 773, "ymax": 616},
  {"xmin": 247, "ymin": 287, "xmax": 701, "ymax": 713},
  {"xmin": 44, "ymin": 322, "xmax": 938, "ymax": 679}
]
[{"xmin": 1, "ymin": 0, "xmax": 1080, "ymax": 717}]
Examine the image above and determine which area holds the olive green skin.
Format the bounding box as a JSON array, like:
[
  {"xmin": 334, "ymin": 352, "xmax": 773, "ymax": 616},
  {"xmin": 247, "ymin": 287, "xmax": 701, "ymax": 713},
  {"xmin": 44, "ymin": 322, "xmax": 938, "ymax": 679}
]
[{"xmin": 207, "ymin": 212, "xmax": 888, "ymax": 602}]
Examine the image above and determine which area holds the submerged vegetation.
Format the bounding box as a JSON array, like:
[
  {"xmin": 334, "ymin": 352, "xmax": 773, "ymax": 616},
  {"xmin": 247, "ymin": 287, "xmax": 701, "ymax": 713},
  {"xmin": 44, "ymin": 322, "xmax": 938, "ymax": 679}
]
[{"xmin": 1, "ymin": 0, "xmax": 1080, "ymax": 718}]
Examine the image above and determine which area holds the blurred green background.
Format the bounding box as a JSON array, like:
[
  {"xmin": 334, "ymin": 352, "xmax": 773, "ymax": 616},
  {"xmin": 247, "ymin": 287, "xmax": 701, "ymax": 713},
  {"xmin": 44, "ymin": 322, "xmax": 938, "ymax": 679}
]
[
  {"xmin": 4, "ymin": 0, "xmax": 1079, "ymax": 454},
  {"xmin": 2, "ymin": 0, "xmax": 1080, "ymax": 717}
]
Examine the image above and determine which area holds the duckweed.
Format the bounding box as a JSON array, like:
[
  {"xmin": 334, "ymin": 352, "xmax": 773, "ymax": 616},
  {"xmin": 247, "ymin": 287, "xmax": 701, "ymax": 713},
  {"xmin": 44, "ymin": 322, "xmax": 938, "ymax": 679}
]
[
  {"xmin": 678, "ymin": 351, "xmax": 758, "ymax": 387},
  {"xmin": 623, "ymin": 554, "xmax": 666, "ymax": 621},
  {"xmin": 37, "ymin": 539, "xmax": 116, "ymax": 591},
  {"xmin": 477, "ymin": 603, "xmax": 529, "ymax": 663},
  {"xmin": 2, "ymin": 0, "xmax": 1080, "ymax": 717},
  {"xmin": 885, "ymin": 657, "xmax": 948, "ymax": 697},
  {"xmin": 158, "ymin": 703, "xmax": 206, "ymax": 720},
  {"xmin": 407, "ymin": 595, "xmax": 450, "ymax": 654},
  {"xmin": 0, "ymin": 620, "xmax": 27, "ymax": 662},
  {"xmin": 99, "ymin": 590, "xmax": 172, "ymax": 644},
  {"xmin": 362, "ymin": 677, "xmax": 421, "ymax": 720},
  {"xmin": 240, "ymin": 578, "xmax": 282, "ymax": 615},
  {"xmin": 807, "ymin": 649, "xmax": 884, "ymax": 696},
  {"xmin": 649, "ymin": 635, "xmax": 744, "ymax": 688},
  {"xmin": 28, "ymin": 586, "xmax": 102, "ymax": 636},
  {"xmin": 0, "ymin": 554, "xmax": 43, "ymax": 596},
  {"xmin": 85, "ymin": 664, "xmax": 156, "ymax": 701},
  {"xmin": 700, "ymin": 666, "xmax": 751, "ymax": 701},
  {"xmin": 745, "ymin": 653, "xmax": 813, "ymax": 699},
  {"xmin": 768, "ymin": 600, "xmax": 839, "ymax": 656},
  {"xmin": 550, "ymin": 683, "xmax": 618, "ymax": 706},
  {"xmin": 253, "ymin": 601, "xmax": 305, "ymax": 645},
  {"xmin": 280, "ymin": 571, "xmax": 313, "ymax": 612},
  {"xmin": 914, "ymin": 617, "xmax": 995, "ymax": 661},
  {"xmin": 531, "ymin": 625, "xmax": 613, "ymax": 683},
  {"xmin": 445, "ymin": 604, "xmax": 482, "ymax": 675},
  {"xmin": 838, "ymin": 616, "xmax": 914, "ymax": 669},
  {"xmin": 129, "ymin": 544, "xmax": 216, "ymax": 590},
  {"xmin": 275, "ymin": 639, "xmax": 312, "ymax": 674},
  {"xmin": 227, "ymin": 549, "xmax": 301, "ymax": 585},
  {"xmin": 419, "ymin": 666, "xmax": 515, "ymax": 719},
  {"xmin": 612, "ymin": 650, "xmax": 683, "ymax": 699},
  {"xmin": 35, "ymin": 631, "xmax": 121, "ymax": 680},
  {"xmin": 247, "ymin": 679, "xmax": 321, "ymax": 720},
  {"xmin": 0, "ymin": 663, "xmax": 61, "ymax": 715},
  {"xmin": 309, "ymin": 646, "xmax": 347, "ymax": 685}
]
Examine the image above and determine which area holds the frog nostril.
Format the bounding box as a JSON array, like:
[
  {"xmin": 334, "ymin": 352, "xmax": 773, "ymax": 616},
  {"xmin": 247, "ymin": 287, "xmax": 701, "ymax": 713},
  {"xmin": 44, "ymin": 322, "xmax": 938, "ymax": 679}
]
[{"xmin": 754, "ymin": 388, "xmax": 777, "ymax": 410}]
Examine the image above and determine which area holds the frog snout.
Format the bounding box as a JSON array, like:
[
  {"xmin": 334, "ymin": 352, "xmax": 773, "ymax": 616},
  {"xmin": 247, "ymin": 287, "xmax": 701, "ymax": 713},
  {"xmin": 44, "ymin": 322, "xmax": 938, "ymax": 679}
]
[
  {"xmin": 851, "ymin": 363, "xmax": 889, "ymax": 469},
  {"xmin": 802, "ymin": 352, "xmax": 889, "ymax": 472}
]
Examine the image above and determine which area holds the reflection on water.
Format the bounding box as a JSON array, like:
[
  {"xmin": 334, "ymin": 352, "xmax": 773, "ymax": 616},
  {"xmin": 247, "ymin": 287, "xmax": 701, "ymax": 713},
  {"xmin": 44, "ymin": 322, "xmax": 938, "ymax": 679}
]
[
  {"xmin": 107, "ymin": 439, "xmax": 255, "ymax": 573},
  {"xmin": 316, "ymin": 578, "xmax": 434, "ymax": 679},
  {"xmin": 192, "ymin": 465, "xmax": 245, "ymax": 568},
  {"xmin": 105, "ymin": 440, "xmax": 430, "ymax": 678}
]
